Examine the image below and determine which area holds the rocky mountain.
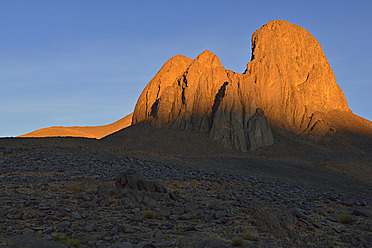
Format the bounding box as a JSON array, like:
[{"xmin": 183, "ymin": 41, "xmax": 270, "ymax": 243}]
[
  {"xmin": 20, "ymin": 20, "xmax": 371, "ymax": 153},
  {"xmin": 131, "ymin": 20, "xmax": 354, "ymax": 151},
  {"xmin": 247, "ymin": 20, "xmax": 349, "ymax": 130},
  {"xmin": 131, "ymin": 49, "xmax": 275, "ymax": 152},
  {"xmin": 18, "ymin": 113, "xmax": 133, "ymax": 139}
]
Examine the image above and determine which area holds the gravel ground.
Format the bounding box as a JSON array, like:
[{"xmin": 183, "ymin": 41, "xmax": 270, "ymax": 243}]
[{"xmin": 0, "ymin": 143, "xmax": 371, "ymax": 248}]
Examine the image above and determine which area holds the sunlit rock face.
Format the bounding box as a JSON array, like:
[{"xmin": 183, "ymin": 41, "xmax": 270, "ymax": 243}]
[
  {"xmin": 132, "ymin": 55, "xmax": 193, "ymax": 124},
  {"xmin": 132, "ymin": 20, "xmax": 351, "ymax": 151},
  {"xmin": 245, "ymin": 20, "xmax": 349, "ymax": 132},
  {"xmin": 131, "ymin": 51, "xmax": 273, "ymax": 152}
]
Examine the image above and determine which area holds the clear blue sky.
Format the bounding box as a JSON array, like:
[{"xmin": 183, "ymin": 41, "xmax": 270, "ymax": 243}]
[{"xmin": 1, "ymin": 0, "xmax": 371, "ymax": 137}]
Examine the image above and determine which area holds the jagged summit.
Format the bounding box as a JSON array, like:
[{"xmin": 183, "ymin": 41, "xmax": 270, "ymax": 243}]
[
  {"xmin": 132, "ymin": 47, "xmax": 273, "ymax": 151},
  {"xmin": 131, "ymin": 20, "xmax": 352, "ymax": 151}
]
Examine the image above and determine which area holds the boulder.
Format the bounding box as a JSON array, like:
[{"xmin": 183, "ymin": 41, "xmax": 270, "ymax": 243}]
[{"xmin": 115, "ymin": 170, "xmax": 167, "ymax": 193}]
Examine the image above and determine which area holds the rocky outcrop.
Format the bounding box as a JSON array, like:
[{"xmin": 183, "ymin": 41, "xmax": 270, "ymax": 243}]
[
  {"xmin": 115, "ymin": 169, "xmax": 167, "ymax": 193},
  {"xmin": 132, "ymin": 50, "xmax": 274, "ymax": 151},
  {"xmin": 245, "ymin": 20, "xmax": 349, "ymax": 131},
  {"xmin": 132, "ymin": 20, "xmax": 351, "ymax": 151},
  {"xmin": 132, "ymin": 55, "xmax": 193, "ymax": 124}
]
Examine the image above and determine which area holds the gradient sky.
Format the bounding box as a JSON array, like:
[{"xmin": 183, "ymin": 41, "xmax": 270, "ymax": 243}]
[{"xmin": 1, "ymin": 0, "xmax": 371, "ymax": 137}]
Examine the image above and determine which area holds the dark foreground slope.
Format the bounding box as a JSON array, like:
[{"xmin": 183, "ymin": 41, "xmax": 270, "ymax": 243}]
[{"xmin": 0, "ymin": 131, "xmax": 372, "ymax": 247}]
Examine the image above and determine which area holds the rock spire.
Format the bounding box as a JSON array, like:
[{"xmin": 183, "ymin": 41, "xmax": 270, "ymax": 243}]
[{"xmin": 132, "ymin": 20, "xmax": 350, "ymax": 151}]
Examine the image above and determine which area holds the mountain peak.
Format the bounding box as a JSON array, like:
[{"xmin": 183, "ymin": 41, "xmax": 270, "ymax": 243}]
[
  {"xmin": 194, "ymin": 50, "xmax": 220, "ymax": 63},
  {"xmin": 132, "ymin": 20, "xmax": 353, "ymax": 151},
  {"xmin": 21, "ymin": 20, "xmax": 368, "ymax": 153},
  {"xmin": 247, "ymin": 19, "xmax": 349, "ymax": 131}
]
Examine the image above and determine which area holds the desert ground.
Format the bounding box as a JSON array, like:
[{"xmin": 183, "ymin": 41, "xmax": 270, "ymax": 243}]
[{"xmin": 0, "ymin": 122, "xmax": 371, "ymax": 248}]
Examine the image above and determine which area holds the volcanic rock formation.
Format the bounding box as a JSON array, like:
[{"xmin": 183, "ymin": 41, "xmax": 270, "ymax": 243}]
[
  {"xmin": 132, "ymin": 20, "xmax": 350, "ymax": 151},
  {"xmin": 246, "ymin": 20, "xmax": 349, "ymax": 131},
  {"xmin": 132, "ymin": 50, "xmax": 274, "ymax": 151},
  {"xmin": 21, "ymin": 20, "xmax": 361, "ymax": 153}
]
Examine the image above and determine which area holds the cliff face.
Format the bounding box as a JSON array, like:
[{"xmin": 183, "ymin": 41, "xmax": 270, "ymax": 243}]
[
  {"xmin": 132, "ymin": 50, "xmax": 274, "ymax": 151},
  {"xmin": 245, "ymin": 20, "xmax": 349, "ymax": 131},
  {"xmin": 132, "ymin": 20, "xmax": 350, "ymax": 151},
  {"xmin": 132, "ymin": 55, "xmax": 193, "ymax": 124}
]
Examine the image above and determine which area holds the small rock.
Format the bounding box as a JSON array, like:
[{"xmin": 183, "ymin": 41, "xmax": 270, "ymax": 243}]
[
  {"xmin": 180, "ymin": 212, "xmax": 195, "ymax": 220},
  {"xmin": 178, "ymin": 236, "xmax": 228, "ymax": 248},
  {"xmin": 208, "ymin": 203, "xmax": 221, "ymax": 210},
  {"xmin": 70, "ymin": 212, "xmax": 82, "ymax": 220},
  {"xmin": 141, "ymin": 180, "xmax": 156, "ymax": 192},
  {"xmin": 132, "ymin": 214, "xmax": 146, "ymax": 222},
  {"xmin": 64, "ymin": 207, "xmax": 72, "ymax": 212},
  {"xmin": 327, "ymin": 215, "xmax": 338, "ymax": 222},
  {"xmin": 364, "ymin": 223, "xmax": 372, "ymax": 232},
  {"xmin": 43, "ymin": 215, "xmax": 59, "ymax": 221},
  {"xmin": 97, "ymin": 184, "xmax": 114, "ymax": 198},
  {"xmin": 137, "ymin": 241, "xmax": 158, "ymax": 248},
  {"xmin": 214, "ymin": 211, "xmax": 225, "ymax": 219},
  {"xmin": 110, "ymin": 241, "xmax": 134, "ymax": 248},
  {"xmin": 312, "ymin": 222, "xmax": 322, "ymax": 228},
  {"xmin": 172, "ymin": 207, "xmax": 184, "ymax": 215},
  {"xmin": 22, "ymin": 228, "xmax": 34, "ymax": 235},
  {"xmin": 142, "ymin": 196, "xmax": 157, "ymax": 208},
  {"xmin": 55, "ymin": 209, "xmax": 68, "ymax": 217},
  {"xmin": 100, "ymin": 199, "xmax": 110, "ymax": 207},
  {"xmin": 120, "ymin": 197, "xmax": 133, "ymax": 206},
  {"xmin": 352, "ymin": 207, "xmax": 372, "ymax": 217},
  {"xmin": 43, "ymin": 226, "xmax": 54, "ymax": 234},
  {"xmin": 169, "ymin": 215, "xmax": 179, "ymax": 220},
  {"xmin": 333, "ymin": 228, "xmax": 342, "ymax": 233},
  {"xmin": 342, "ymin": 197, "xmax": 354, "ymax": 206},
  {"xmin": 292, "ymin": 207, "xmax": 309, "ymax": 219},
  {"xmin": 159, "ymin": 206, "xmax": 171, "ymax": 218},
  {"xmin": 183, "ymin": 203, "xmax": 199, "ymax": 213},
  {"xmin": 131, "ymin": 208, "xmax": 140, "ymax": 213}
]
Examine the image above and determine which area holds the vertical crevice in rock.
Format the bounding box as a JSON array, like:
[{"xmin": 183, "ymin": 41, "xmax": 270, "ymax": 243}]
[
  {"xmin": 145, "ymin": 91, "xmax": 149, "ymax": 119},
  {"xmin": 150, "ymin": 99, "xmax": 159, "ymax": 119},
  {"xmin": 155, "ymin": 83, "xmax": 161, "ymax": 98},
  {"xmin": 210, "ymin": 82, "xmax": 228, "ymax": 129},
  {"xmin": 181, "ymin": 76, "xmax": 188, "ymax": 105}
]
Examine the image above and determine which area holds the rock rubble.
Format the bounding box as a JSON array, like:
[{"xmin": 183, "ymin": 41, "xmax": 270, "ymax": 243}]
[{"xmin": 0, "ymin": 146, "xmax": 371, "ymax": 247}]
